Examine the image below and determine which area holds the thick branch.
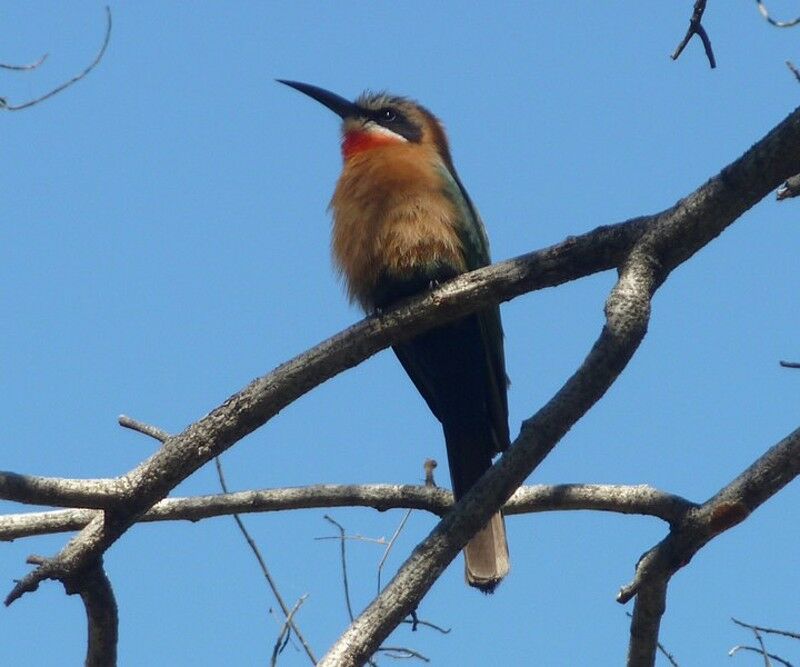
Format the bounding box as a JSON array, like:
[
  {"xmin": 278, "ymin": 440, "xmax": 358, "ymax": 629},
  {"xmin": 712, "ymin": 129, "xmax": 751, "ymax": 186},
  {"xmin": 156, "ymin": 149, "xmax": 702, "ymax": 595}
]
[
  {"xmin": 0, "ymin": 483, "xmax": 696, "ymax": 541},
  {"xmin": 0, "ymin": 471, "xmax": 123, "ymax": 509},
  {"xmin": 626, "ymin": 580, "xmax": 668, "ymax": 667},
  {"xmin": 621, "ymin": 426, "xmax": 800, "ymax": 664},
  {"xmin": 618, "ymin": 425, "xmax": 800, "ymax": 605},
  {"xmin": 59, "ymin": 558, "xmax": 118, "ymax": 667}
]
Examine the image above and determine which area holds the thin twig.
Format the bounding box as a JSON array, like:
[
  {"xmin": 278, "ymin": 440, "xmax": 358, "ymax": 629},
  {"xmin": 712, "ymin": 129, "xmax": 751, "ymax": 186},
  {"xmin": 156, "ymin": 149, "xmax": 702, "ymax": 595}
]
[
  {"xmin": 423, "ymin": 459, "xmax": 437, "ymax": 487},
  {"xmin": 756, "ymin": 1, "xmax": 800, "ymax": 28},
  {"xmin": 729, "ymin": 645, "xmax": 793, "ymax": 667},
  {"xmin": 270, "ymin": 595, "xmax": 308, "ymax": 667},
  {"xmin": 315, "ymin": 535, "xmax": 388, "ymax": 545},
  {"xmin": 377, "ymin": 509, "xmax": 413, "ymax": 593},
  {"xmin": 324, "ymin": 515, "xmax": 356, "ymax": 622},
  {"xmin": 779, "ymin": 360, "xmax": 800, "ymax": 368},
  {"xmin": 376, "ymin": 646, "xmax": 430, "ymax": 662},
  {"xmin": 752, "ymin": 625, "xmax": 774, "ymax": 667},
  {"xmin": 400, "ymin": 618, "xmax": 451, "ymax": 635},
  {"xmin": 215, "ymin": 458, "xmax": 316, "ymax": 665},
  {"xmin": 732, "ymin": 618, "xmax": 800, "ymax": 641},
  {"xmin": 0, "ymin": 53, "xmax": 48, "ymax": 71},
  {"xmin": 672, "ymin": 0, "xmax": 716, "ymax": 68},
  {"xmin": 787, "ymin": 61, "xmax": 800, "ymax": 83},
  {"xmin": 1, "ymin": 6, "xmax": 112, "ymax": 112},
  {"xmin": 118, "ymin": 415, "xmax": 170, "ymax": 443}
]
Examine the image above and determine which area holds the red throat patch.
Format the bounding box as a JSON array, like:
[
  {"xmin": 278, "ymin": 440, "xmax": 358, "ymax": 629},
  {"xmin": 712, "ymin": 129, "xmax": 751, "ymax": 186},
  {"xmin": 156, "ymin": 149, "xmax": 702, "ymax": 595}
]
[{"xmin": 341, "ymin": 130, "xmax": 401, "ymax": 160}]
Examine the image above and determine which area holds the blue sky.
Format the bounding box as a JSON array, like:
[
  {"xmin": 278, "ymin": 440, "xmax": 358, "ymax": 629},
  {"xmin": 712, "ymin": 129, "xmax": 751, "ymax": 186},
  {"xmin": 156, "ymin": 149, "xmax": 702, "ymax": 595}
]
[{"xmin": 2, "ymin": 3, "xmax": 799, "ymax": 665}]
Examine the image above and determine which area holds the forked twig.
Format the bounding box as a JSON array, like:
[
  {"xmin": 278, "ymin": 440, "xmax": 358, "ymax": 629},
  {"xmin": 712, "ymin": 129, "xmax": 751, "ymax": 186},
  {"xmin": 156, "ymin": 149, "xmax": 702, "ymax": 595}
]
[
  {"xmin": 672, "ymin": 0, "xmax": 716, "ymax": 68},
  {"xmin": 1, "ymin": 7, "xmax": 112, "ymax": 112}
]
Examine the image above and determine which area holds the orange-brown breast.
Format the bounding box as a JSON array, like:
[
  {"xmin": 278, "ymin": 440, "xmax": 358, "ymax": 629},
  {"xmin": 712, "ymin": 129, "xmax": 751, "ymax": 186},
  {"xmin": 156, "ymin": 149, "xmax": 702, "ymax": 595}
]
[{"xmin": 330, "ymin": 142, "xmax": 466, "ymax": 309}]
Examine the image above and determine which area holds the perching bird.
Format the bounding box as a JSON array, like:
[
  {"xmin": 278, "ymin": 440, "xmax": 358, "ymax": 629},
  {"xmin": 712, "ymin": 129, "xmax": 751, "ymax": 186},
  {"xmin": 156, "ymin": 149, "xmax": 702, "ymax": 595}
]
[{"xmin": 279, "ymin": 80, "xmax": 510, "ymax": 592}]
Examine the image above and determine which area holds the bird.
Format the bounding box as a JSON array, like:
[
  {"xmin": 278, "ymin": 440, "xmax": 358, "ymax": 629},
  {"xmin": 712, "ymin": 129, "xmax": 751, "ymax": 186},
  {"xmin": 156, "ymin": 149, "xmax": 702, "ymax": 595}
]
[{"xmin": 279, "ymin": 80, "xmax": 510, "ymax": 592}]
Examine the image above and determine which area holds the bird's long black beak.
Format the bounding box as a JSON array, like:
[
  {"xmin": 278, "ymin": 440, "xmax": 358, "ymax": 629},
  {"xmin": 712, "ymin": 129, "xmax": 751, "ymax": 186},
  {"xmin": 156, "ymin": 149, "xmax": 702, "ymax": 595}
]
[{"xmin": 277, "ymin": 80, "xmax": 360, "ymax": 119}]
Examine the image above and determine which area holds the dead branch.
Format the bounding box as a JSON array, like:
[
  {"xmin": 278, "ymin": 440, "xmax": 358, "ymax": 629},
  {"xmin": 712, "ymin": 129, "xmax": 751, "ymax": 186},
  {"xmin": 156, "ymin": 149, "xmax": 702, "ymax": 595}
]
[
  {"xmin": 0, "ymin": 53, "xmax": 47, "ymax": 71},
  {"xmin": 0, "ymin": 6, "xmax": 111, "ymax": 112},
  {"xmin": 618, "ymin": 426, "xmax": 800, "ymax": 605},
  {"xmin": 56, "ymin": 557, "xmax": 118, "ymax": 667},
  {"xmin": 732, "ymin": 617, "xmax": 800, "ymax": 641},
  {"xmin": 672, "ymin": 1, "xmax": 716, "ymax": 68},
  {"xmin": 756, "ymin": 0, "xmax": 800, "ymax": 28},
  {"xmin": 270, "ymin": 595, "xmax": 309, "ymax": 667},
  {"xmin": 618, "ymin": 427, "xmax": 800, "ymax": 666},
  {"xmin": 0, "ymin": 483, "xmax": 694, "ymax": 541},
  {"xmin": 729, "ymin": 645, "xmax": 792, "ymax": 667}
]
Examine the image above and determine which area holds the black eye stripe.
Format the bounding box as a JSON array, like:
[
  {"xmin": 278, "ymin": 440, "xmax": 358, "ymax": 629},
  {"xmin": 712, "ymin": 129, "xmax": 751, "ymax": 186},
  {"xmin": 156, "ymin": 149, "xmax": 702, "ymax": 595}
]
[{"xmin": 364, "ymin": 105, "xmax": 422, "ymax": 143}]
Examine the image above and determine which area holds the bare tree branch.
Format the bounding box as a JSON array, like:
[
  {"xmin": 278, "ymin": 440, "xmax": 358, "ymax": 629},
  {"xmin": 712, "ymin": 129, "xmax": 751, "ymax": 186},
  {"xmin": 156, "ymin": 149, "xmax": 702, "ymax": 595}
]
[
  {"xmin": 729, "ymin": 645, "xmax": 792, "ymax": 667},
  {"xmin": 0, "ymin": 6, "xmax": 111, "ymax": 112},
  {"xmin": 626, "ymin": 583, "xmax": 672, "ymax": 667},
  {"xmin": 324, "ymin": 515, "xmax": 356, "ymax": 623},
  {"xmin": 672, "ymin": 1, "xmax": 716, "ymax": 68},
  {"xmin": 732, "ymin": 618, "xmax": 800, "ymax": 642},
  {"xmin": 376, "ymin": 646, "xmax": 430, "ymax": 662},
  {"xmin": 786, "ymin": 61, "xmax": 800, "ymax": 83},
  {"xmin": 0, "ymin": 483, "xmax": 694, "ymax": 541},
  {"xmin": 118, "ymin": 415, "xmax": 169, "ymax": 443},
  {"xmin": 378, "ymin": 509, "xmax": 414, "ymax": 593},
  {"xmin": 0, "ymin": 53, "xmax": 47, "ymax": 71},
  {"xmin": 756, "ymin": 1, "xmax": 800, "ymax": 28},
  {"xmin": 270, "ymin": 595, "xmax": 309, "ymax": 667},
  {"xmin": 56, "ymin": 557, "xmax": 118, "ymax": 667},
  {"xmin": 0, "ymin": 471, "xmax": 124, "ymax": 509},
  {"xmin": 617, "ymin": 426, "xmax": 800, "ymax": 606}
]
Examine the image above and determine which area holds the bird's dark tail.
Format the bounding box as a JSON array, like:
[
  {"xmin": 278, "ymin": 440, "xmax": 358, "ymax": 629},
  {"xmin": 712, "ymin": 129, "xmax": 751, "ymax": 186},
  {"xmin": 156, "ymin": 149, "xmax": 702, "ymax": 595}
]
[
  {"xmin": 443, "ymin": 422, "xmax": 510, "ymax": 593},
  {"xmin": 391, "ymin": 311, "xmax": 511, "ymax": 593}
]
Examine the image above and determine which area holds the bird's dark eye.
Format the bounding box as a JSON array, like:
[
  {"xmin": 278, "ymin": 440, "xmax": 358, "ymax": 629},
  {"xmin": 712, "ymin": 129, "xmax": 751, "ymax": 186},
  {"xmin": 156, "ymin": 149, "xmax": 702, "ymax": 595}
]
[{"xmin": 380, "ymin": 108, "xmax": 397, "ymax": 122}]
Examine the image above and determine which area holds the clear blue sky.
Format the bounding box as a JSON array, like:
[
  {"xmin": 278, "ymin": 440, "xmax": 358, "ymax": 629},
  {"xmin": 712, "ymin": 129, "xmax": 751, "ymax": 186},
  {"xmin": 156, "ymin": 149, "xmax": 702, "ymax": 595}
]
[{"xmin": 2, "ymin": 3, "xmax": 799, "ymax": 665}]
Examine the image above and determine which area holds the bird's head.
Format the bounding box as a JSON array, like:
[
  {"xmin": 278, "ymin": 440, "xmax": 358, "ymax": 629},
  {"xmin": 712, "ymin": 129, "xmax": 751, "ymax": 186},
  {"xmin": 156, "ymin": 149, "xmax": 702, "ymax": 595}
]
[{"xmin": 278, "ymin": 80, "xmax": 454, "ymax": 165}]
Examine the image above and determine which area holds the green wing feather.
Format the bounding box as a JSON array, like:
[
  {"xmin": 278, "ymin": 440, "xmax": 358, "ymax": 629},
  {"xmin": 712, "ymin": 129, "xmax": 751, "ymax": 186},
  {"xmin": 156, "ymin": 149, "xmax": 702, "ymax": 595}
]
[{"xmin": 437, "ymin": 164, "xmax": 510, "ymax": 452}]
